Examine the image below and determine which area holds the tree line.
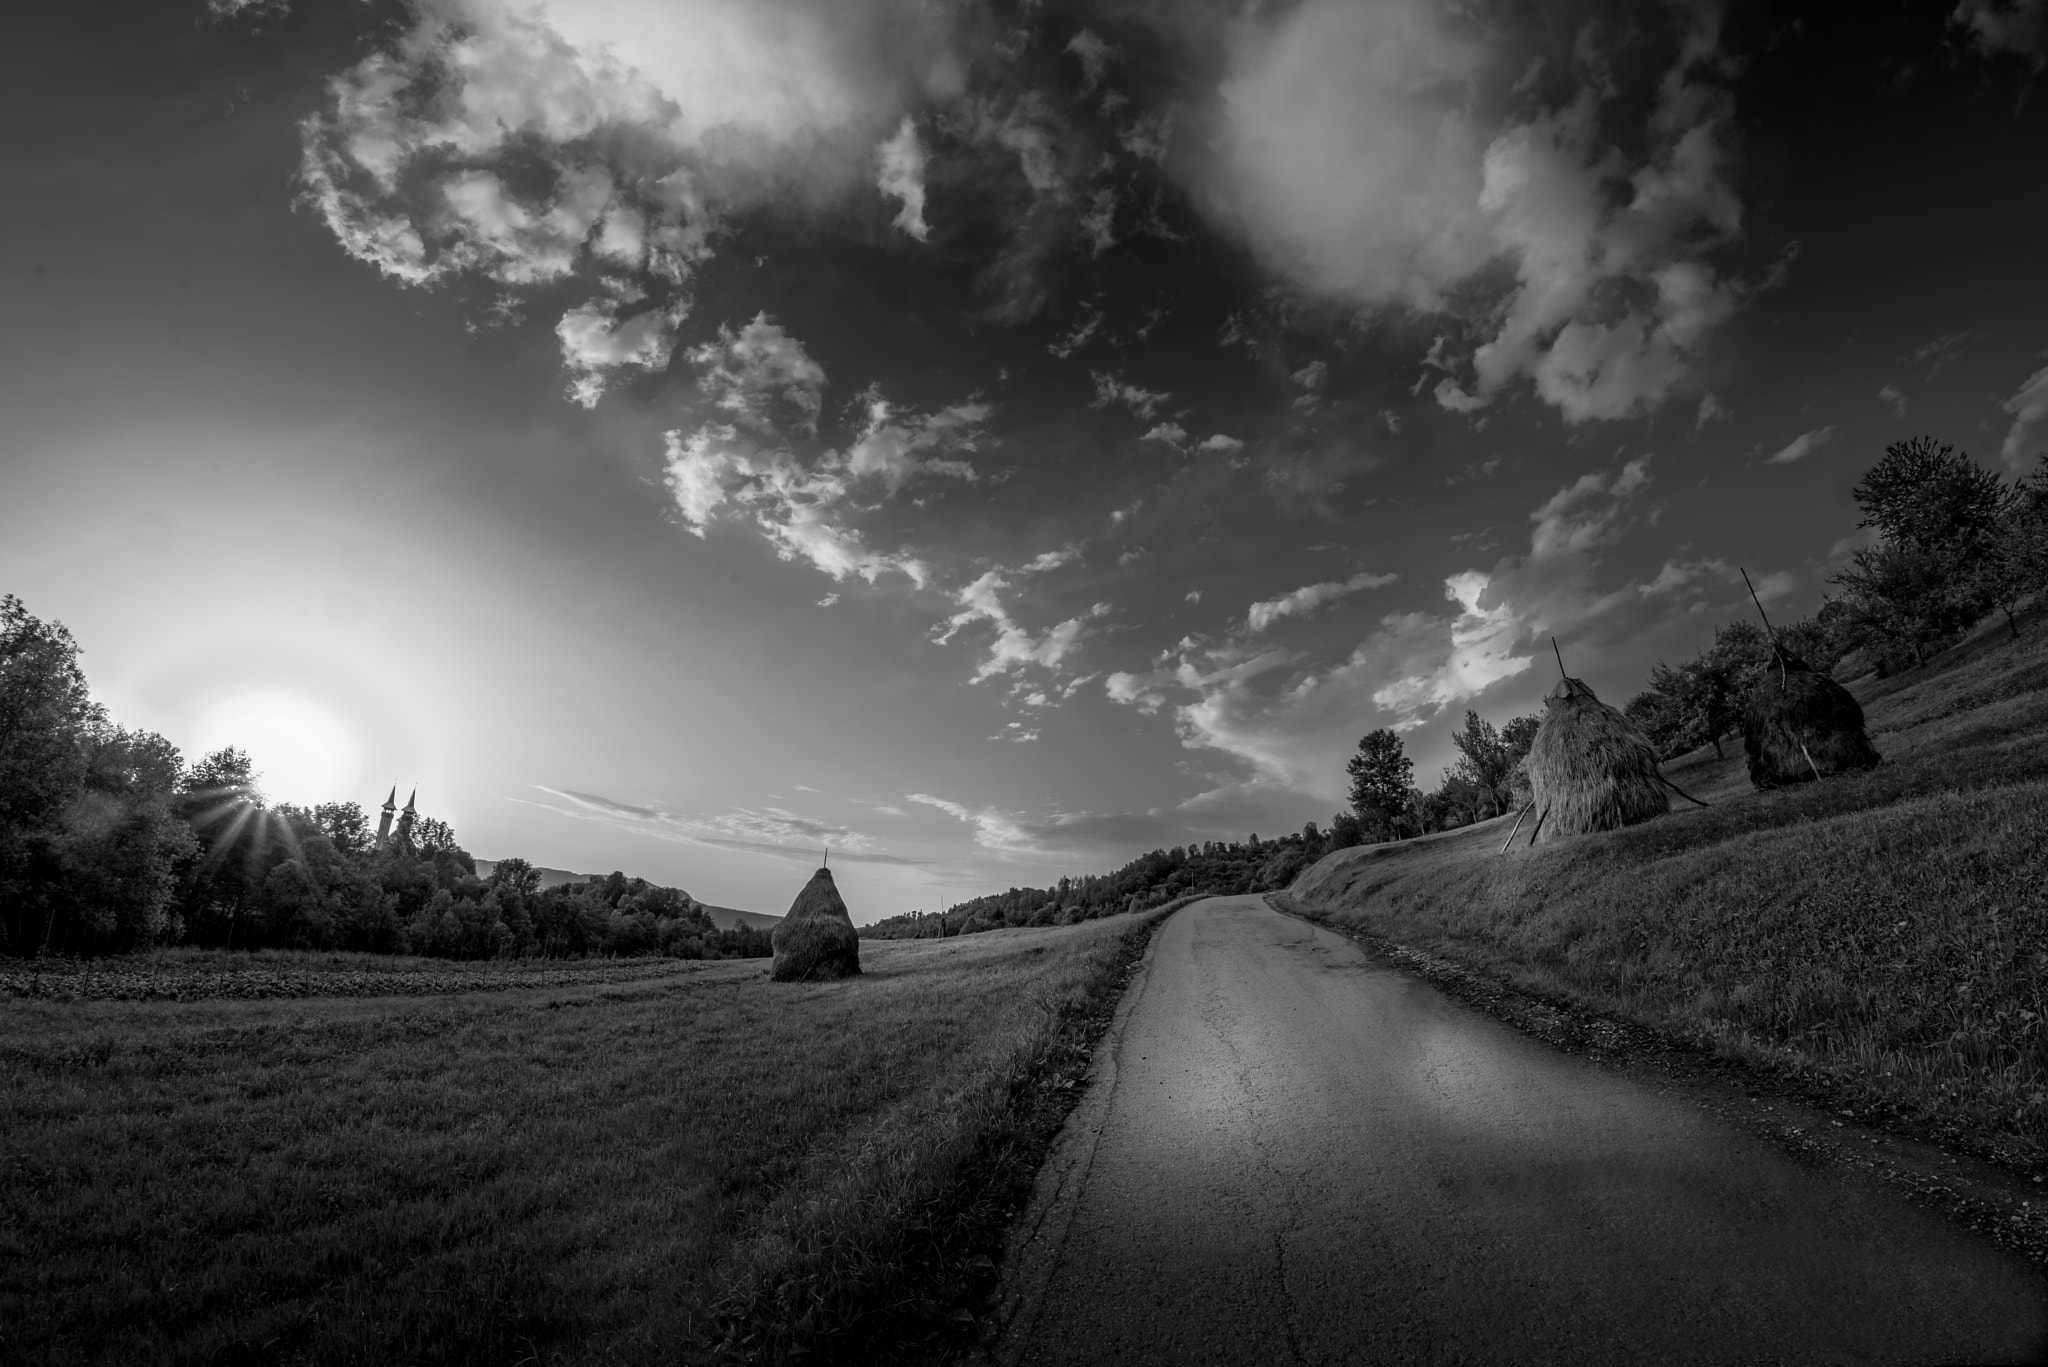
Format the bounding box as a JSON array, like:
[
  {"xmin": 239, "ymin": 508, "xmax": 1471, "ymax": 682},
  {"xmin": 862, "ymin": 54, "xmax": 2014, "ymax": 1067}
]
[{"xmin": 0, "ymin": 595, "xmax": 770, "ymax": 961}]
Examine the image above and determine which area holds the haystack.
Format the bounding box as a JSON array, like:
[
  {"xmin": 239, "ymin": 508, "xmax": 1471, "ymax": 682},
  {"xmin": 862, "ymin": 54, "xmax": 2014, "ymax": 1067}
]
[
  {"xmin": 1524, "ymin": 676, "xmax": 1669, "ymax": 845},
  {"xmin": 1741, "ymin": 652, "xmax": 1880, "ymax": 789},
  {"xmin": 770, "ymin": 867, "xmax": 862, "ymax": 982}
]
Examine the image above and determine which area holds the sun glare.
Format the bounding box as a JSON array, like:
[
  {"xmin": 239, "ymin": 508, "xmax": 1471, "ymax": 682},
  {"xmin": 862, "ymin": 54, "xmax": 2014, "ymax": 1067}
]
[{"xmin": 193, "ymin": 692, "xmax": 363, "ymax": 808}]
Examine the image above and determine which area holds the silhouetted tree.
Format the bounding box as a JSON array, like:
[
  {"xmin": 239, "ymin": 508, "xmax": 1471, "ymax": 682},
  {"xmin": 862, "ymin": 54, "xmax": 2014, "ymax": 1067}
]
[{"xmin": 1346, "ymin": 728, "xmax": 1413, "ymax": 837}]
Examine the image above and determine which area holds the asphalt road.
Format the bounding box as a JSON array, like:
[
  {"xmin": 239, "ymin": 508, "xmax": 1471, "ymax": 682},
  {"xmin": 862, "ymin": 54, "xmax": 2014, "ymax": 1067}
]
[{"xmin": 991, "ymin": 896, "xmax": 2047, "ymax": 1366}]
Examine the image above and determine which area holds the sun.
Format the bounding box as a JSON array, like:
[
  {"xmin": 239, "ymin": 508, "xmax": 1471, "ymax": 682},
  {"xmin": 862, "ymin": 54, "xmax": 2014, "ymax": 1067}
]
[{"xmin": 192, "ymin": 691, "xmax": 363, "ymax": 808}]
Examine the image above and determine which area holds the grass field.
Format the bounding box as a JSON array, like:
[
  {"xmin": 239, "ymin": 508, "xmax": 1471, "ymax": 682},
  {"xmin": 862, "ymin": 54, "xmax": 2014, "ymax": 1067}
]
[
  {"xmin": 0, "ymin": 912, "xmax": 1163, "ymax": 1365},
  {"xmin": 1284, "ymin": 612, "xmax": 2048, "ymax": 1171}
]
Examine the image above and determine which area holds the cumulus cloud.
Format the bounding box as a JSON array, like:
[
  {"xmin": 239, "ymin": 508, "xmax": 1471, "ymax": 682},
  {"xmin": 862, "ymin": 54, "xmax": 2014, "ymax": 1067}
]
[
  {"xmin": 1879, "ymin": 384, "xmax": 1907, "ymax": 416},
  {"xmin": 1196, "ymin": 433, "xmax": 1244, "ymax": 454},
  {"xmin": 663, "ymin": 315, "xmax": 992, "ymax": 586},
  {"xmin": 1196, "ymin": 0, "xmax": 1755, "ymax": 424},
  {"xmin": 933, "ymin": 571, "xmax": 1111, "ymax": 681},
  {"xmin": 1245, "ymin": 570, "xmax": 1398, "ymax": 632},
  {"xmin": 1090, "ymin": 370, "xmax": 1170, "ymax": 419},
  {"xmin": 1767, "ymin": 425, "xmax": 1836, "ymax": 465},
  {"xmin": 1998, "ymin": 364, "xmax": 2048, "ymax": 470},
  {"xmin": 1066, "ymin": 29, "xmax": 1115, "ymax": 90},
  {"xmin": 297, "ymin": 0, "xmax": 963, "ymax": 403},
  {"xmin": 1952, "ymin": 0, "xmax": 2046, "ymax": 64},
  {"xmin": 839, "ymin": 390, "xmax": 992, "ymax": 490},
  {"xmin": 877, "ymin": 116, "xmax": 931, "ymax": 240}
]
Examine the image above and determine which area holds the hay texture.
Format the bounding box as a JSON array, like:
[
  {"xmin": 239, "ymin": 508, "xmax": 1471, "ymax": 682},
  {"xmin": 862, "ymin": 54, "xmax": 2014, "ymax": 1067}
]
[
  {"xmin": 770, "ymin": 868, "xmax": 863, "ymax": 982},
  {"xmin": 1525, "ymin": 677, "xmax": 1669, "ymax": 845},
  {"xmin": 1741, "ymin": 655, "xmax": 1881, "ymax": 789}
]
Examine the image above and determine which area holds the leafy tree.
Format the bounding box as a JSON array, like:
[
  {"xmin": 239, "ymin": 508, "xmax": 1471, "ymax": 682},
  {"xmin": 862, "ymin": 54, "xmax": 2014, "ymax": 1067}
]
[
  {"xmin": 1449, "ymin": 710, "xmax": 1516, "ymax": 816},
  {"xmin": 1851, "ymin": 436, "xmax": 2010, "ymax": 553},
  {"xmin": 1346, "ymin": 728, "xmax": 1413, "ymax": 836},
  {"xmin": 1, "ymin": 596, "xmax": 99, "ymax": 951},
  {"xmin": 487, "ymin": 856, "xmax": 543, "ymax": 899},
  {"xmin": 313, "ymin": 801, "xmax": 372, "ymax": 854},
  {"xmin": 1834, "ymin": 437, "xmax": 2020, "ymax": 660}
]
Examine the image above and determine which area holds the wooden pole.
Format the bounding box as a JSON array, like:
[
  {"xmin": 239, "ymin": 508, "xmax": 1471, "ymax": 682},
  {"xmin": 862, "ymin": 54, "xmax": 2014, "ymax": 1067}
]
[
  {"xmin": 1658, "ymin": 772, "xmax": 1711, "ymax": 808},
  {"xmin": 1552, "ymin": 636, "xmax": 1567, "ymax": 679},
  {"xmin": 1497, "ymin": 804, "xmax": 1533, "ymax": 855},
  {"xmin": 1741, "ymin": 566, "xmax": 1788, "ymax": 685},
  {"xmin": 1525, "ymin": 805, "xmax": 1549, "ymax": 848}
]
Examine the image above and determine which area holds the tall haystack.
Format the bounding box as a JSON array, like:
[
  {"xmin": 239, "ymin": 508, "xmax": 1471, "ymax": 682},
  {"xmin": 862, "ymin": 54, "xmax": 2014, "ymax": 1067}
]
[
  {"xmin": 770, "ymin": 867, "xmax": 862, "ymax": 982},
  {"xmin": 1524, "ymin": 677, "xmax": 1669, "ymax": 845},
  {"xmin": 1741, "ymin": 652, "xmax": 1880, "ymax": 789}
]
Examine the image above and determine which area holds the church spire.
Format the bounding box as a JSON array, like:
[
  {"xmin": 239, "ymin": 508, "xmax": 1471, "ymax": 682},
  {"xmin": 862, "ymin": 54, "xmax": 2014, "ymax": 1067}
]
[
  {"xmin": 375, "ymin": 785, "xmax": 397, "ymax": 849},
  {"xmin": 394, "ymin": 786, "xmax": 418, "ymax": 851}
]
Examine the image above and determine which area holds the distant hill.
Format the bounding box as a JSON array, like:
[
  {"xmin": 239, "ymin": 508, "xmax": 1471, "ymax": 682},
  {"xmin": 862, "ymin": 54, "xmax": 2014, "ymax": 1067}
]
[
  {"xmin": 704, "ymin": 905, "xmax": 783, "ymax": 933},
  {"xmin": 473, "ymin": 859, "xmax": 778, "ymax": 931}
]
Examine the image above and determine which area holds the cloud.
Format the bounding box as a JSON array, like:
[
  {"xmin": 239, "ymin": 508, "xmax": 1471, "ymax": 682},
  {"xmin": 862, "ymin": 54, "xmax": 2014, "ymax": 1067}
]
[
  {"xmin": 1090, "ymin": 370, "xmax": 1171, "ymax": 420},
  {"xmin": 1998, "ymin": 364, "xmax": 2048, "ymax": 471},
  {"xmin": 1066, "ymin": 29, "xmax": 1115, "ymax": 90},
  {"xmin": 1767, "ymin": 425, "xmax": 1837, "ymax": 465},
  {"xmin": 838, "ymin": 390, "xmax": 992, "ymax": 491},
  {"xmin": 1048, "ymin": 309, "xmax": 1103, "ymax": 359},
  {"xmin": 1194, "ymin": 0, "xmax": 1755, "ymax": 424},
  {"xmin": 1879, "ymin": 384, "xmax": 1907, "ymax": 416},
  {"xmin": 877, "ymin": 116, "xmax": 931, "ymax": 240},
  {"xmin": 1696, "ymin": 393, "xmax": 1729, "ymax": 428},
  {"xmin": 1196, "ymin": 434, "xmax": 1244, "ymax": 454},
  {"xmin": 907, "ymin": 791, "xmax": 1187, "ymax": 861},
  {"xmin": 1245, "ymin": 570, "xmax": 1398, "ymax": 632},
  {"xmin": 1142, "ymin": 421, "xmax": 1189, "ymax": 449},
  {"xmin": 1952, "ymin": 0, "xmax": 2046, "ymax": 65},
  {"xmin": 933, "ymin": 571, "xmax": 1111, "ymax": 681},
  {"xmin": 297, "ymin": 0, "xmax": 964, "ymax": 403},
  {"xmin": 557, "ymin": 299, "xmax": 688, "ymax": 408},
  {"xmin": 1022, "ymin": 546, "xmax": 1081, "ymax": 573},
  {"xmin": 665, "ymin": 315, "xmax": 991, "ymax": 586},
  {"xmin": 690, "ymin": 313, "xmax": 829, "ymax": 434},
  {"xmin": 526, "ymin": 786, "xmax": 926, "ymax": 865},
  {"xmin": 544, "ymin": 786, "xmax": 661, "ymax": 819}
]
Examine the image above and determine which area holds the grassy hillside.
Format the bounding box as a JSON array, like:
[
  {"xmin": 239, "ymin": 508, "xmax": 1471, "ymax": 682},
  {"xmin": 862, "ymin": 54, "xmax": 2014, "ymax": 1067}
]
[
  {"xmin": 0, "ymin": 912, "xmax": 1162, "ymax": 1365},
  {"xmin": 1283, "ymin": 612, "xmax": 2048, "ymax": 1170}
]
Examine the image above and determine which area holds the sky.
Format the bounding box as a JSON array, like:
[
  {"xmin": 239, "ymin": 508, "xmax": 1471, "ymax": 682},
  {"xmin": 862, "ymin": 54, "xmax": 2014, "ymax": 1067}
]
[{"xmin": 3, "ymin": 0, "xmax": 2045, "ymax": 921}]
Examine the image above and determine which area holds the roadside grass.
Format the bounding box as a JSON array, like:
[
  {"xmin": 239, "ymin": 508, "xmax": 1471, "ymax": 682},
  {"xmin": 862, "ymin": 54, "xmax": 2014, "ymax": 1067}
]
[
  {"xmin": 1288, "ymin": 617, "xmax": 2048, "ymax": 1169},
  {"xmin": 0, "ymin": 911, "xmax": 1164, "ymax": 1365}
]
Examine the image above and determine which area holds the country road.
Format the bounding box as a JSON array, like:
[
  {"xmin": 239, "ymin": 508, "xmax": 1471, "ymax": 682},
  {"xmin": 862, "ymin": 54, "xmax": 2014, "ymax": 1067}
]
[{"xmin": 990, "ymin": 896, "xmax": 2047, "ymax": 1366}]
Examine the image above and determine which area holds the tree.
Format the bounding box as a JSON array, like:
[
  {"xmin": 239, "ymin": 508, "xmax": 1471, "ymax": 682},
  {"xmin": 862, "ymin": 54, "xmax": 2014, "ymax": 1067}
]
[
  {"xmin": 1835, "ymin": 437, "xmax": 2020, "ymax": 659},
  {"xmin": 1852, "ymin": 436, "xmax": 2010, "ymax": 554},
  {"xmin": 1449, "ymin": 710, "xmax": 1515, "ymax": 816},
  {"xmin": 1346, "ymin": 729, "xmax": 1413, "ymax": 836},
  {"xmin": 313, "ymin": 801, "xmax": 372, "ymax": 855},
  {"xmin": 2, "ymin": 596, "xmax": 99, "ymax": 952},
  {"xmin": 175, "ymin": 747, "xmax": 269, "ymax": 948},
  {"xmin": 488, "ymin": 856, "xmax": 544, "ymax": 899}
]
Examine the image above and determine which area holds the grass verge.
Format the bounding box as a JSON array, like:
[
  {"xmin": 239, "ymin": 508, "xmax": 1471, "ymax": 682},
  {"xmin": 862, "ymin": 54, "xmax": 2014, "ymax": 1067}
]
[
  {"xmin": 1286, "ymin": 616, "xmax": 2048, "ymax": 1175},
  {"xmin": 0, "ymin": 911, "xmax": 1166, "ymax": 1365}
]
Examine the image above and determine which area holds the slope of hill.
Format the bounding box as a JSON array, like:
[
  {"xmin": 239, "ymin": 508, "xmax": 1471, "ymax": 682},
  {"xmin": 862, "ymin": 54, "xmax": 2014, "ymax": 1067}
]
[{"xmin": 1281, "ymin": 609, "xmax": 2048, "ymax": 1173}]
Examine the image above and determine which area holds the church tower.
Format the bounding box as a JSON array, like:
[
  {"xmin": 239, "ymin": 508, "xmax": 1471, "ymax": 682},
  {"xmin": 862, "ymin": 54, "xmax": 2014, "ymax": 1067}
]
[
  {"xmin": 374, "ymin": 785, "xmax": 397, "ymax": 849},
  {"xmin": 394, "ymin": 787, "xmax": 418, "ymax": 853}
]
